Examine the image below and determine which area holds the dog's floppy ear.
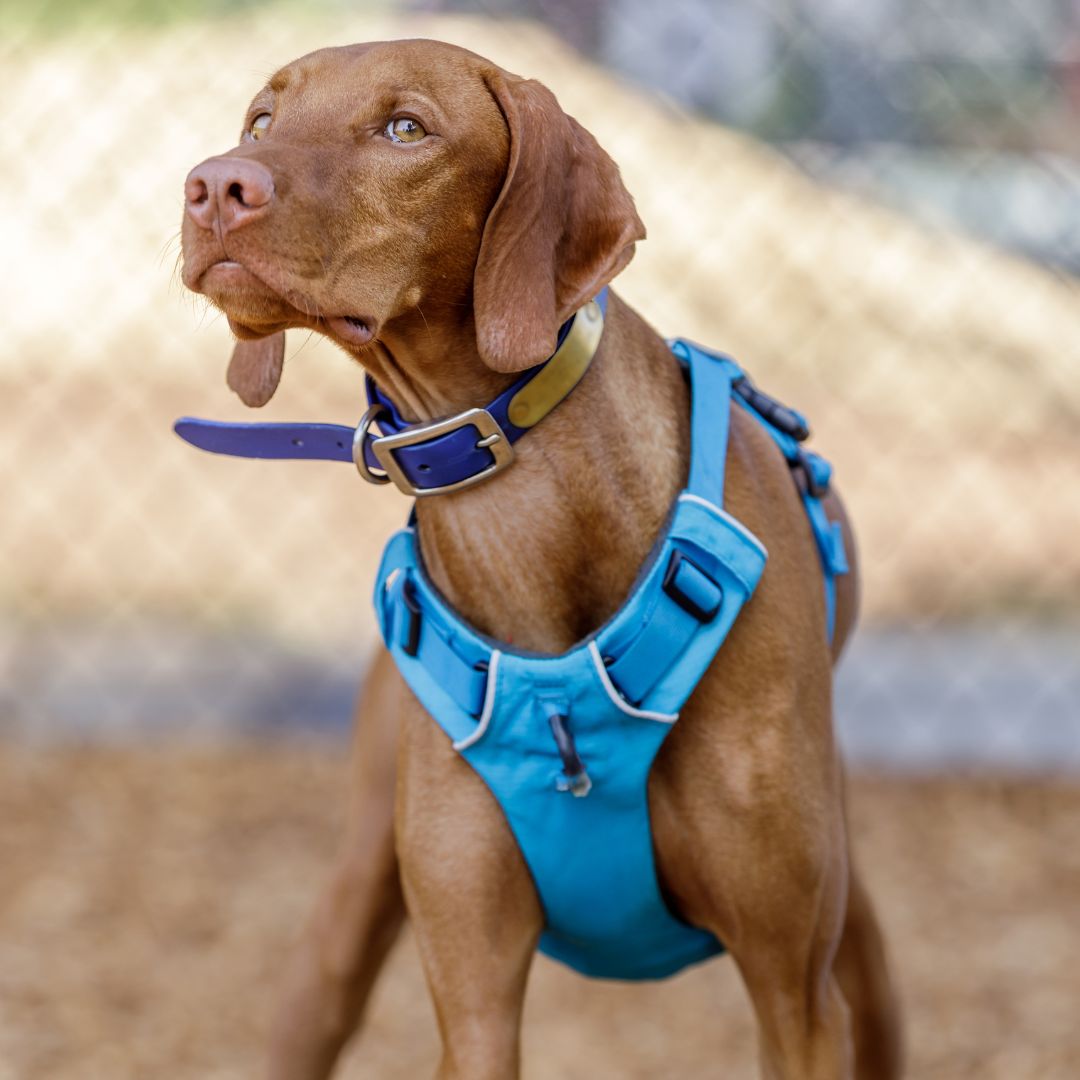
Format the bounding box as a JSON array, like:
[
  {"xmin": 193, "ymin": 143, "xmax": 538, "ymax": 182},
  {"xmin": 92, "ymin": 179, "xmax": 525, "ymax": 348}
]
[
  {"xmin": 225, "ymin": 324, "xmax": 285, "ymax": 407},
  {"xmin": 473, "ymin": 74, "xmax": 645, "ymax": 373}
]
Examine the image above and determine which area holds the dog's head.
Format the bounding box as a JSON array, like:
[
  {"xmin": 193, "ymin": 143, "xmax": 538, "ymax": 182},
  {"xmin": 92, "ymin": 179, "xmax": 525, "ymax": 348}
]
[{"xmin": 180, "ymin": 39, "xmax": 644, "ymax": 405}]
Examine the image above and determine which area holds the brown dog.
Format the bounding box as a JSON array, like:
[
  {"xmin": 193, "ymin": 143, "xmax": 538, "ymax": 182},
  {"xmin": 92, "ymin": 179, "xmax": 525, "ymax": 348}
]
[{"xmin": 180, "ymin": 39, "xmax": 902, "ymax": 1080}]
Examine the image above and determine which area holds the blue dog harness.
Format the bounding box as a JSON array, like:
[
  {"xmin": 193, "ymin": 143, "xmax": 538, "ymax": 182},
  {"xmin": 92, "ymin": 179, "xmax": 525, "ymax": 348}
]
[{"xmin": 175, "ymin": 294, "xmax": 847, "ymax": 981}]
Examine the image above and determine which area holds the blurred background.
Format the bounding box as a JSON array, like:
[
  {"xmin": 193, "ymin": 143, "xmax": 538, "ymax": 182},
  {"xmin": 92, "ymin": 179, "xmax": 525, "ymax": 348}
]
[{"xmin": 1, "ymin": 0, "xmax": 1077, "ymax": 1077}]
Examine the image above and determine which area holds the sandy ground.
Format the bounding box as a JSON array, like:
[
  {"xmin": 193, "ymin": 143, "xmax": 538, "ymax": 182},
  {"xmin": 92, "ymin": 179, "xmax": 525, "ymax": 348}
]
[{"xmin": 0, "ymin": 744, "xmax": 1077, "ymax": 1079}]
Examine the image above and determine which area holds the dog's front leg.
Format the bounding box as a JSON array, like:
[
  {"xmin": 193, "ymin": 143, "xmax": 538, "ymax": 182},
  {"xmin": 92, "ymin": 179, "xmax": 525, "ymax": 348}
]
[
  {"xmin": 396, "ymin": 699, "xmax": 543, "ymax": 1080},
  {"xmin": 655, "ymin": 702, "xmax": 855, "ymax": 1079},
  {"xmin": 268, "ymin": 649, "xmax": 407, "ymax": 1080},
  {"xmin": 729, "ymin": 809, "xmax": 854, "ymax": 1080}
]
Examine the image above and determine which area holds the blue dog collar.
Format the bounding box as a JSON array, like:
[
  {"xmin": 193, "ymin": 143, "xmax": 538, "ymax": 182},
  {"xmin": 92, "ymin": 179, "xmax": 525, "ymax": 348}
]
[{"xmin": 174, "ymin": 289, "xmax": 608, "ymax": 497}]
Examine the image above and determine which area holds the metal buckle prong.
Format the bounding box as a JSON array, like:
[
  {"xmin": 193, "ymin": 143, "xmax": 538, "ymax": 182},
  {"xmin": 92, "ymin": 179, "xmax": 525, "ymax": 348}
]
[{"xmin": 370, "ymin": 407, "xmax": 515, "ymax": 497}]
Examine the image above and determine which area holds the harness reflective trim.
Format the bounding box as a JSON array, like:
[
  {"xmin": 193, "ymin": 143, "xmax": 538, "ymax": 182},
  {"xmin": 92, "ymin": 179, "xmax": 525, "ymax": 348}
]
[
  {"xmin": 587, "ymin": 642, "xmax": 678, "ymax": 723},
  {"xmin": 374, "ymin": 341, "xmax": 846, "ymax": 981},
  {"xmin": 452, "ymin": 650, "xmax": 501, "ymax": 751}
]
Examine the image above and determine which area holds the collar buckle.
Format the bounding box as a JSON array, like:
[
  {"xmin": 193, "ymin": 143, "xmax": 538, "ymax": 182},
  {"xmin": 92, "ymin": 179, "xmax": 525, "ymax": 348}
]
[{"xmin": 370, "ymin": 407, "xmax": 515, "ymax": 498}]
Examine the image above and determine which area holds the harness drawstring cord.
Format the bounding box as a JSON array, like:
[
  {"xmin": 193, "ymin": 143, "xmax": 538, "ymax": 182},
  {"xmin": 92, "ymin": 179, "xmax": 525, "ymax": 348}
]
[{"xmin": 542, "ymin": 704, "xmax": 592, "ymax": 798}]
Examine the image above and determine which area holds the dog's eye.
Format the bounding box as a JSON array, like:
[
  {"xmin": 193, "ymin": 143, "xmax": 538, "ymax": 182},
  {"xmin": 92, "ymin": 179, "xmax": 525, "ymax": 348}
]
[
  {"xmin": 385, "ymin": 117, "xmax": 427, "ymax": 144},
  {"xmin": 248, "ymin": 113, "xmax": 272, "ymax": 140}
]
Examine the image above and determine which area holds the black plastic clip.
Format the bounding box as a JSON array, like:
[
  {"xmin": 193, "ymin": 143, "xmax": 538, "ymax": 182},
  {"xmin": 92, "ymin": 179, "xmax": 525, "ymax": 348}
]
[
  {"xmin": 732, "ymin": 376, "xmax": 810, "ymax": 442},
  {"xmin": 401, "ymin": 577, "xmax": 422, "ymax": 657},
  {"xmin": 469, "ymin": 659, "xmax": 489, "ymax": 718},
  {"xmin": 662, "ymin": 549, "xmax": 723, "ymax": 623}
]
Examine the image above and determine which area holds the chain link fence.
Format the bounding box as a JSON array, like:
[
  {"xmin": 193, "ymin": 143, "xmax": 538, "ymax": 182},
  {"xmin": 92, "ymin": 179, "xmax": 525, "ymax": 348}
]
[{"xmin": 2, "ymin": 0, "xmax": 1078, "ymax": 760}]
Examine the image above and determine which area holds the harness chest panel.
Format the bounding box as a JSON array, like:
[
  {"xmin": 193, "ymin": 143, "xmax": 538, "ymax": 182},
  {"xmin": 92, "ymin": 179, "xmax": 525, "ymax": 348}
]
[{"xmin": 373, "ymin": 341, "xmax": 845, "ymax": 981}]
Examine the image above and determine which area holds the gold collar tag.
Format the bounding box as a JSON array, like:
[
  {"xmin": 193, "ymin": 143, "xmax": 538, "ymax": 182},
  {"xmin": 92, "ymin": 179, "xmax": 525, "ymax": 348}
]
[{"xmin": 506, "ymin": 299, "xmax": 605, "ymax": 430}]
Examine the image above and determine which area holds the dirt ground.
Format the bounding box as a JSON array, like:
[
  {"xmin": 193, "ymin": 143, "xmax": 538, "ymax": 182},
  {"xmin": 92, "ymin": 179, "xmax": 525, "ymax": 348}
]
[{"xmin": 0, "ymin": 745, "xmax": 1077, "ymax": 1079}]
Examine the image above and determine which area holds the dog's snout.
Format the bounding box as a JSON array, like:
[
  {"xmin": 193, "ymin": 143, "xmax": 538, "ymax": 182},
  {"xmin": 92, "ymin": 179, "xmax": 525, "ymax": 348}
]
[{"xmin": 184, "ymin": 157, "xmax": 274, "ymax": 234}]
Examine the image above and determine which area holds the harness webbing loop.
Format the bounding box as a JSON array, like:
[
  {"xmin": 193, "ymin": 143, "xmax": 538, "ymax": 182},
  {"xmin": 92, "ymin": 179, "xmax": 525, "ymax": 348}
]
[{"xmin": 379, "ymin": 565, "xmax": 490, "ymax": 717}]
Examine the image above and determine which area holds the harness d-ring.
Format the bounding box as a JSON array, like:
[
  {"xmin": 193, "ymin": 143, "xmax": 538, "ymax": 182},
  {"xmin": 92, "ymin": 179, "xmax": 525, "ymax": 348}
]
[{"xmin": 353, "ymin": 404, "xmax": 391, "ymax": 485}]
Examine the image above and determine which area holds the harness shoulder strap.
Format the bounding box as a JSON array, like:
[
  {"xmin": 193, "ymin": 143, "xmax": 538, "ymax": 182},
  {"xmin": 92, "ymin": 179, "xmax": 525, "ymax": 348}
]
[
  {"xmin": 598, "ymin": 342, "xmax": 767, "ymax": 710},
  {"xmin": 669, "ymin": 339, "xmax": 741, "ymax": 508}
]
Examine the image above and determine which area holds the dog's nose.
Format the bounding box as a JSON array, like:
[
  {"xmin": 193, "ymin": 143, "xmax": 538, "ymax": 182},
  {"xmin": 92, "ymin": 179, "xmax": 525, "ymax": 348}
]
[{"xmin": 184, "ymin": 157, "xmax": 274, "ymax": 234}]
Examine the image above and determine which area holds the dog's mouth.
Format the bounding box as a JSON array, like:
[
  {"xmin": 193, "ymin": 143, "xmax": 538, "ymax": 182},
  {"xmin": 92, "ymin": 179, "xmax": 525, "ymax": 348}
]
[
  {"xmin": 195, "ymin": 259, "xmax": 299, "ymax": 324},
  {"xmin": 194, "ymin": 259, "xmax": 376, "ymax": 348},
  {"xmin": 199, "ymin": 259, "xmax": 262, "ymax": 292},
  {"xmin": 324, "ymin": 315, "xmax": 375, "ymax": 347}
]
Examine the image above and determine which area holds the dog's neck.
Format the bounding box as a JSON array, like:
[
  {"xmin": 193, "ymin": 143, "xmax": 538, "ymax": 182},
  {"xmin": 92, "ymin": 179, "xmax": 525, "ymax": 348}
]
[
  {"xmin": 360, "ymin": 305, "xmax": 522, "ymax": 425},
  {"xmin": 364, "ymin": 292, "xmax": 691, "ymax": 653}
]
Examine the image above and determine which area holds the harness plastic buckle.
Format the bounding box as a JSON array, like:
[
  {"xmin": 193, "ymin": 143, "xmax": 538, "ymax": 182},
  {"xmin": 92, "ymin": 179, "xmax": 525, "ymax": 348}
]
[
  {"xmin": 790, "ymin": 447, "xmax": 830, "ymax": 499},
  {"xmin": 732, "ymin": 375, "xmax": 810, "ymax": 442},
  {"xmin": 662, "ymin": 549, "xmax": 723, "ymax": 623},
  {"xmin": 400, "ymin": 578, "xmax": 422, "ymax": 657}
]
